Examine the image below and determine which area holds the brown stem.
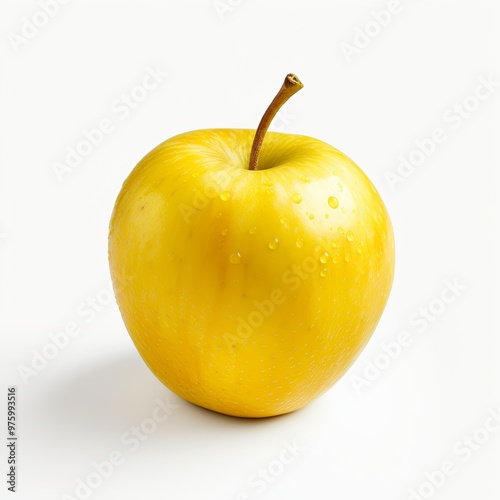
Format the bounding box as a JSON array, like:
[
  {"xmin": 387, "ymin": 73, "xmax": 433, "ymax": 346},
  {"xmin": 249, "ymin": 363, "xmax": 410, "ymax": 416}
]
[{"xmin": 248, "ymin": 73, "xmax": 303, "ymax": 171}]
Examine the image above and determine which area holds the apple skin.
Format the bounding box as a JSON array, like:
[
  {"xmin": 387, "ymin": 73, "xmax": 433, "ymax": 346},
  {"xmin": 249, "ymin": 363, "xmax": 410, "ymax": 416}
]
[{"xmin": 109, "ymin": 128, "xmax": 395, "ymax": 418}]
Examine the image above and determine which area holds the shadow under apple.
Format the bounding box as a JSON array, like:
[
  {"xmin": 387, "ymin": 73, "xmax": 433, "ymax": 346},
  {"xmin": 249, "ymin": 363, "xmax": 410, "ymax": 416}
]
[
  {"xmin": 41, "ymin": 348, "xmax": 325, "ymax": 444},
  {"xmin": 34, "ymin": 349, "xmax": 330, "ymax": 499}
]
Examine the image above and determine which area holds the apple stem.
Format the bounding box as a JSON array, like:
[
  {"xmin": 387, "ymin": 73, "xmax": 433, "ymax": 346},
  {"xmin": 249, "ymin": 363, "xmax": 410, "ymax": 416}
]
[{"xmin": 248, "ymin": 73, "xmax": 304, "ymax": 171}]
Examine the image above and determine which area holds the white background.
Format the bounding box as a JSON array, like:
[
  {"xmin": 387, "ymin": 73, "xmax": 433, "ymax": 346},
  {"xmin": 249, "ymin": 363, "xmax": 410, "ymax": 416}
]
[{"xmin": 1, "ymin": 1, "xmax": 500, "ymax": 499}]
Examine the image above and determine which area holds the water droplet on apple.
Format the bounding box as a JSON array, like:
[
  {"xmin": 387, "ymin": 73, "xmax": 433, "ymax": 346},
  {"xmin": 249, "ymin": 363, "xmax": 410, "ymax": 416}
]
[
  {"xmin": 291, "ymin": 193, "xmax": 302, "ymax": 204},
  {"xmin": 346, "ymin": 231, "xmax": 354, "ymax": 242},
  {"xmin": 328, "ymin": 196, "xmax": 339, "ymax": 209},
  {"xmin": 308, "ymin": 213, "xmax": 314, "ymax": 220},
  {"xmin": 263, "ymin": 178, "xmax": 274, "ymax": 187},
  {"xmin": 331, "ymin": 239, "xmax": 339, "ymax": 248},
  {"xmin": 268, "ymin": 238, "xmax": 279, "ymax": 250},
  {"xmin": 356, "ymin": 244, "xmax": 363, "ymax": 254},
  {"xmin": 296, "ymin": 238, "xmax": 304, "ymax": 248},
  {"xmin": 221, "ymin": 228, "xmax": 228, "ymax": 236},
  {"xmin": 338, "ymin": 182, "xmax": 344, "ymax": 192},
  {"xmin": 230, "ymin": 252, "xmax": 241, "ymax": 264},
  {"xmin": 319, "ymin": 252, "xmax": 329, "ymax": 264},
  {"xmin": 320, "ymin": 268, "xmax": 328, "ymax": 277},
  {"xmin": 220, "ymin": 191, "xmax": 231, "ymax": 201},
  {"xmin": 325, "ymin": 213, "xmax": 329, "ymax": 219},
  {"xmin": 338, "ymin": 227, "xmax": 344, "ymax": 235},
  {"xmin": 249, "ymin": 226, "xmax": 257, "ymax": 235},
  {"xmin": 332, "ymin": 255, "xmax": 339, "ymax": 264},
  {"xmin": 344, "ymin": 254, "xmax": 351, "ymax": 262}
]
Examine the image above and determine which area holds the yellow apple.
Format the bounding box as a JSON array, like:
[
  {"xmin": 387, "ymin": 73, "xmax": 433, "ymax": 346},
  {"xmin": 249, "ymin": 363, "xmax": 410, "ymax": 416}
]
[{"xmin": 109, "ymin": 74, "xmax": 394, "ymax": 418}]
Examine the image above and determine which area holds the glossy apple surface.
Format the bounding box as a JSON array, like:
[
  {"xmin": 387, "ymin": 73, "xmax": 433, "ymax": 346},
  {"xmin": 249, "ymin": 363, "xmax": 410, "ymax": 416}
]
[{"xmin": 109, "ymin": 128, "xmax": 394, "ymax": 417}]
